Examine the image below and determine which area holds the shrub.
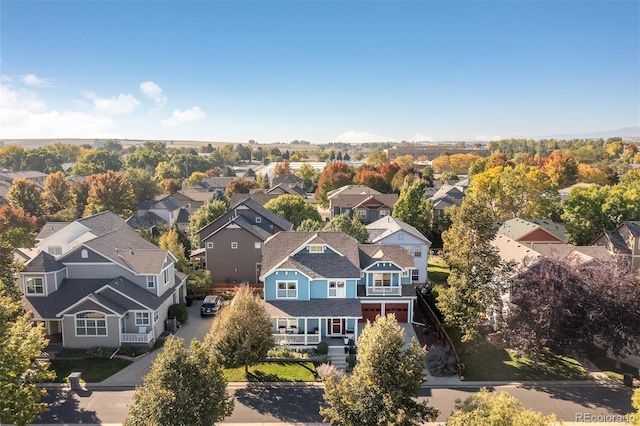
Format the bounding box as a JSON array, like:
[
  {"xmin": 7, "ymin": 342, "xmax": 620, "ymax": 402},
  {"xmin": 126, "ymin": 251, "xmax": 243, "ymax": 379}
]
[
  {"xmin": 420, "ymin": 284, "xmax": 444, "ymax": 322},
  {"xmin": 345, "ymin": 354, "xmax": 357, "ymax": 368},
  {"xmin": 168, "ymin": 303, "xmax": 189, "ymax": 323},
  {"xmin": 86, "ymin": 346, "xmax": 114, "ymax": 359},
  {"xmin": 317, "ymin": 341, "xmax": 329, "ymax": 355},
  {"xmin": 426, "ymin": 344, "xmax": 458, "ymax": 377},
  {"xmin": 316, "ymin": 363, "xmax": 338, "ymax": 380}
]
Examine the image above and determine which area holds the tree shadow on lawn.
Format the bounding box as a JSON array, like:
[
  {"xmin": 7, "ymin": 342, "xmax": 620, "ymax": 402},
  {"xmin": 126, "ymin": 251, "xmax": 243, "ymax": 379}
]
[
  {"xmin": 234, "ymin": 383, "xmax": 325, "ymax": 423},
  {"xmin": 521, "ymin": 383, "xmax": 635, "ymax": 416},
  {"xmin": 245, "ymin": 360, "xmax": 318, "ymax": 382},
  {"xmin": 35, "ymin": 388, "xmax": 101, "ymax": 424}
]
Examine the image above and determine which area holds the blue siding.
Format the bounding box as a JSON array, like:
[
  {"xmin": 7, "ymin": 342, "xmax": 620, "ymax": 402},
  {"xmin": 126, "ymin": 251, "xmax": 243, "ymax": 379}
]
[
  {"xmin": 264, "ymin": 271, "xmax": 309, "ymax": 301},
  {"xmin": 310, "ymin": 279, "xmax": 327, "ymax": 298}
]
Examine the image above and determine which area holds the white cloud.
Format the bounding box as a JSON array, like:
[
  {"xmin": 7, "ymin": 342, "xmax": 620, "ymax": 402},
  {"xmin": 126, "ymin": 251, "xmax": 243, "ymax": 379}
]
[
  {"xmin": 86, "ymin": 92, "xmax": 140, "ymax": 115},
  {"xmin": 412, "ymin": 133, "xmax": 433, "ymax": 142},
  {"xmin": 475, "ymin": 134, "xmax": 502, "ymax": 141},
  {"xmin": 0, "ymin": 82, "xmax": 118, "ymax": 139},
  {"xmin": 1, "ymin": 75, "xmax": 13, "ymax": 82},
  {"xmin": 139, "ymin": 81, "xmax": 167, "ymax": 107},
  {"xmin": 333, "ymin": 130, "xmax": 397, "ymax": 144},
  {"xmin": 162, "ymin": 106, "xmax": 206, "ymax": 126},
  {"xmin": 22, "ymin": 74, "xmax": 50, "ymax": 87}
]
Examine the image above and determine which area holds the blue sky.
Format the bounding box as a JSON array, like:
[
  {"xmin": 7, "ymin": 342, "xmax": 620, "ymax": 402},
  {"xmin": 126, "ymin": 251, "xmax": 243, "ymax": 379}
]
[{"xmin": 1, "ymin": 0, "xmax": 638, "ymax": 143}]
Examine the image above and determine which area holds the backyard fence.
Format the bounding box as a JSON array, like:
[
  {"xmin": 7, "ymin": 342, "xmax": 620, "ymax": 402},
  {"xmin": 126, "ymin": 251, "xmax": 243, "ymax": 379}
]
[{"xmin": 415, "ymin": 288, "xmax": 465, "ymax": 378}]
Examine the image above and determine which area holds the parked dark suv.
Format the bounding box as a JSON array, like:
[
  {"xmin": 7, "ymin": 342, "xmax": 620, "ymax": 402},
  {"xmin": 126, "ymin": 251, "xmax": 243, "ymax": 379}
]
[{"xmin": 200, "ymin": 295, "xmax": 222, "ymax": 317}]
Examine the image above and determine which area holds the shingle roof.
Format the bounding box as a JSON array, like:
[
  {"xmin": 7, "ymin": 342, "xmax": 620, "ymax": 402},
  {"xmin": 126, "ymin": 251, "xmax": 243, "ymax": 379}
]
[
  {"xmin": 24, "ymin": 251, "xmax": 66, "ymax": 272},
  {"xmin": 271, "ymin": 174, "xmax": 303, "ymax": 187},
  {"xmin": 430, "ymin": 184, "xmax": 464, "ymax": 200},
  {"xmin": 264, "ymin": 299, "xmax": 362, "ymax": 318},
  {"xmin": 531, "ymin": 244, "xmax": 614, "ymax": 263},
  {"xmin": 330, "ymin": 194, "xmax": 398, "ymax": 209},
  {"xmin": 80, "ymin": 227, "xmax": 170, "ymax": 274},
  {"xmin": 366, "ymin": 216, "xmax": 431, "ymax": 245},
  {"xmin": 496, "ymin": 218, "xmax": 567, "ymax": 243},
  {"xmin": 230, "ymin": 198, "xmax": 293, "ymax": 232},
  {"xmin": 36, "ymin": 222, "xmax": 71, "ymax": 240},
  {"xmin": 327, "ymin": 185, "xmax": 381, "ymax": 199},
  {"xmin": 358, "ymin": 244, "xmax": 415, "ymax": 269},
  {"xmin": 24, "ymin": 276, "xmax": 178, "ymax": 319},
  {"xmin": 261, "ymin": 232, "xmax": 361, "ymax": 279},
  {"xmin": 230, "ymin": 192, "xmax": 281, "ymax": 206},
  {"xmin": 77, "ymin": 211, "xmax": 128, "ymax": 236},
  {"xmin": 625, "ymin": 221, "xmax": 640, "ymax": 236},
  {"xmin": 202, "ymin": 215, "xmax": 272, "ymax": 243}
]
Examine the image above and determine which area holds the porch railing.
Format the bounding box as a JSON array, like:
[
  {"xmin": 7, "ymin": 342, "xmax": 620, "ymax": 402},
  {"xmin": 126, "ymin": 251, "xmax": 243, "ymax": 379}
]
[
  {"xmin": 122, "ymin": 330, "xmax": 154, "ymax": 344},
  {"xmin": 273, "ymin": 333, "xmax": 321, "ymax": 346},
  {"xmin": 366, "ymin": 286, "xmax": 401, "ymax": 296}
]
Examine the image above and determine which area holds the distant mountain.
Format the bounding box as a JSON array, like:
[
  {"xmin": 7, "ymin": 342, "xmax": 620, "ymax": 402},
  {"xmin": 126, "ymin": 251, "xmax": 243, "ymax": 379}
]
[{"xmin": 531, "ymin": 126, "xmax": 640, "ymax": 140}]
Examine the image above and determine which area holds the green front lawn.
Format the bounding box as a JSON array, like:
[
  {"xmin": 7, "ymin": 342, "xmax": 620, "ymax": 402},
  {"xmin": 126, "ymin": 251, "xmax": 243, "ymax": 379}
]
[
  {"xmin": 428, "ymin": 257, "xmax": 450, "ymax": 284},
  {"xmin": 224, "ymin": 361, "xmax": 318, "ymax": 382},
  {"xmin": 49, "ymin": 358, "xmax": 132, "ymax": 383},
  {"xmin": 587, "ymin": 345, "xmax": 639, "ymax": 382},
  {"xmin": 446, "ymin": 327, "xmax": 592, "ymax": 381}
]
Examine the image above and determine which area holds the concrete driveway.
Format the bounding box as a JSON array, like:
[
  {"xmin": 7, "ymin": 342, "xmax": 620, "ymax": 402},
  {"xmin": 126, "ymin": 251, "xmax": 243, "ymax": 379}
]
[{"xmin": 98, "ymin": 301, "xmax": 214, "ymax": 387}]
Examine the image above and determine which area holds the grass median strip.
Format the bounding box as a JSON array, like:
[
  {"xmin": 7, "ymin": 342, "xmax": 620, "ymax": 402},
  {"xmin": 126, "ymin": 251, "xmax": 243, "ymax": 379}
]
[{"xmin": 224, "ymin": 361, "xmax": 318, "ymax": 382}]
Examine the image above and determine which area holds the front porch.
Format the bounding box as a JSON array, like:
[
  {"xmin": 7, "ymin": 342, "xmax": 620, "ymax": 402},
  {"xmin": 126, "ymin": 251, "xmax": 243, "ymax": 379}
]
[{"xmin": 121, "ymin": 329, "xmax": 155, "ymax": 344}]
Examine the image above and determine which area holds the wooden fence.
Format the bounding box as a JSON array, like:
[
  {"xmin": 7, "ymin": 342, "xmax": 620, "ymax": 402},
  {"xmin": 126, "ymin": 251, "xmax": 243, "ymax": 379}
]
[{"xmin": 415, "ymin": 289, "xmax": 465, "ymax": 378}]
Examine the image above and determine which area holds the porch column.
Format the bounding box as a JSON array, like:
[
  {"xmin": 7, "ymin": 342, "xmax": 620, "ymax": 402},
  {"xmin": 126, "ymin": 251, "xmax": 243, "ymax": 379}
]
[{"xmin": 303, "ymin": 318, "xmax": 308, "ymax": 345}]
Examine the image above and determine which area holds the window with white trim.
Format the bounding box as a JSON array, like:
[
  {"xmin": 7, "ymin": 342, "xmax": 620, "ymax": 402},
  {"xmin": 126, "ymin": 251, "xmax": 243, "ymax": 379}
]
[
  {"xmin": 163, "ymin": 268, "xmax": 170, "ymax": 284},
  {"xmin": 328, "ymin": 280, "xmax": 346, "ymax": 298},
  {"xmin": 255, "ymin": 242, "xmax": 261, "ymax": 249},
  {"xmin": 276, "ymin": 281, "xmax": 297, "ymax": 299},
  {"xmin": 231, "ymin": 242, "xmax": 238, "ymax": 249},
  {"xmin": 373, "ymin": 273, "xmax": 391, "ymax": 287},
  {"xmin": 402, "ymin": 245, "xmax": 413, "ymax": 255},
  {"xmin": 380, "ymin": 209, "xmax": 390, "ymax": 217},
  {"xmin": 402, "ymin": 270, "xmax": 409, "ymax": 277},
  {"xmin": 276, "ymin": 318, "xmax": 298, "ymax": 329},
  {"xmin": 414, "ymin": 245, "xmax": 422, "ymax": 257},
  {"xmin": 206, "ymin": 242, "xmax": 214, "ymax": 249},
  {"xmin": 135, "ymin": 312, "xmax": 151, "ymax": 326},
  {"xmin": 411, "ymin": 269, "xmax": 419, "ymax": 282},
  {"xmin": 398, "ymin": 233, "xmax": 404, "ymax": 240},
  {"xmin": 26, "ymin": 277, "xmax": 44, "ymax": 294},
  {"xmin": 360, "ymin": 271, "xmax": 365, "ymax": 278},
  {"xmin": 81, "ymin": 249, "xmax": 88, "ymax": 258},
  {"xmin": 309, "ymin": 245, "xmax": 323, "ymax": 253},
  {"xmin": 48, "ymin": 246, "xmax": 62, "ymax": 256},
  {"xmin": 147, "ymin": 276, "xmax": 156, "ymax": 289},
  {"xmin": 356, "ymin": 209, "xmax": 367, "ymax": 220},
  {"xmin": 153, "ymin": 310, "xmax": 159, "ymax": 323},
  {"xmin": 255, "ymin": 216, "xmax": 262, "ymax": 223},
  {"xmin": 76, "ymin": 312, "xmax": 107, "ymax": 336}
]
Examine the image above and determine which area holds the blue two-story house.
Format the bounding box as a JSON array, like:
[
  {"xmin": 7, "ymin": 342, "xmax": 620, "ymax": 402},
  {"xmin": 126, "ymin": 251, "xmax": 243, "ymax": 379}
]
[{"xmin": 259, "ymin": 231, "xmax": 415, "ymax": 347}]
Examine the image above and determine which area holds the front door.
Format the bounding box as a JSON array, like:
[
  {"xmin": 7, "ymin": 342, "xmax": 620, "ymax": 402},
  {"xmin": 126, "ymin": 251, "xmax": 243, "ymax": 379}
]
[{"xmin": 330, "ymin": 318, "xmax": 342, "ymax": 335}]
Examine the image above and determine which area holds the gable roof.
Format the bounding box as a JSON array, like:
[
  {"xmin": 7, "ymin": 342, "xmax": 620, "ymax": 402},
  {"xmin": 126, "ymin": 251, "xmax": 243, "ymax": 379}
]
[
  {"xmin": 24, "ymin": 276, "xmax": 177, "ymax": 319},
  {"xmin": 430, "ymin": 184, "xmax": 465, "ymax": 200},
  {"xmin": 330, "ymin": 193, "xmax": 398, "ymax": 209},
  {"xmin": 358, "ymin": 244, "xmax": 415, "ymax": 269},
  {"xmin": 36, "ymin": 222, "xmax": 71, "ymax": 240},
  {"xmin": 203, "ymin": 215, "xmax": 273, "ymax": 242},
  {"xmin": 187, "ymin": 176, "xmax": 237, "ymax": 191},
  {"xmin": 496, "ymin": 218, "xmax": 567, "ymax": 243},
  {"xmin": 590, "ymin": 221, "xmax": 640, "ymax": 253},
  {"xmin": 229, "ymin": 197, "xmax": 293, "ymax": 232},
  {"xmin": 261, "ymin": 231, "xmax": 361, "ymax": 279},
  {"xmin": 366, "ymin": 216, "xmax": 431, "ymax": 245},
  {"xmin": 531, "ymin": 244, "xmax": 614, "ymax": 263},
  {"xmin": 229, "ymin": 192, "xmax": 281, "ymax": 206},
  {"xmin": 68, "ymin": 227, "xmax": 172, "ymax": 275},
  {"xmin": 76, "ymin": 211, "xmax": 129, "ymax": 236},
  {"xmin": 24, "ymin": 251, "xmax": 66, "ymax": 273},
  {"xmin": 265, "ymin": 298, "xmax": 362, "ymax": 318},
  {"xmin": 271, "ymin": 174, "xmax": 303, "ymax": 187},
  {"xmin": 327, "ymin": 185, "xmax": 381, "ymax": 199}
]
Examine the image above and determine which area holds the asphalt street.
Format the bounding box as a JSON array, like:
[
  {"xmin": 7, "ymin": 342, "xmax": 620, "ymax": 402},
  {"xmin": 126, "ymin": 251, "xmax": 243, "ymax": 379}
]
[{"xmin": 32, "ymin": 382, "xmax": 636, "ymax": 425}]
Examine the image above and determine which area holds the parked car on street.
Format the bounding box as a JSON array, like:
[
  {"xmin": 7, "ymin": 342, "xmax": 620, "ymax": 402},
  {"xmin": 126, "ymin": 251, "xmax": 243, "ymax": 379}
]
[{"xmin": 200, "ymin": 295, "xmax": 222, "ymax": 317}]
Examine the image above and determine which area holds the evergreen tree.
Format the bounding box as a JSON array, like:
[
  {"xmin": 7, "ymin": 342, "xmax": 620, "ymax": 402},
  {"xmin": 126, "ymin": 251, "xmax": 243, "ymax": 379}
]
[{"xmin": 392, "ymin": 178, "xmax": 432, "ymax": 239}]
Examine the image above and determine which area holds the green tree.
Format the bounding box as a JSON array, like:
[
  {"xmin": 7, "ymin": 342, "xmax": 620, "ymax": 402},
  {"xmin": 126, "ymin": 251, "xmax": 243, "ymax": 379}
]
[
  {"xmin": 0, "ymin": 206, "xmax": 36, "ymax": 248},
  {"xmin": 439, "ymin": 198, "xmax": 507, "ymax": 342},
  {"xmin": 21, "ymin": 148, "xmax": 63, "ymax": 174},
  {"xmin": 84, "ymin": 171, "xmax": 137, "ymax": 218},
  {"xmin": 158, "ymin": 227, "xmax": 189, "ymax": 273},
  {"xmin": 297, "ymin": 218, "xmax": 323, "ymax": 231},
  {"xmin": 263, "ymin": 194, "xmax": 320, "ymax": 228},
  {"xmin": 447, "ymin": 388, "xmax": 556, "ymax": 426},
  {"xmin": 324, "ymin": 214, "xmax": 369, "ymax": 244},
  {"xmin": 42, "ymin": 171, "xmax": 74, "ymax": 215},
  {"xmin": 205, "ymin": 285, "xmax": 274, "ymax": 373},
  {"xmin": 0, "ymin": 292, "xmax": 55, "ymax": 426},
  {"xmin": 295, "ymin": 163, "xmax": 320, "ymax": 192},
  {"xmin": 124, "ymin": 142, "xmax": 169, "ymax": 172},
  {"xmin": 0, "ymin": 145, "xmax": 25, "ymax": 171},
  {"xmin": 7, "ymin": 178, "xmax": 43, "ymax": 218},
  {"xmin": 561, "ymin": 185, "xmax": 610, "ymax": 245},
  {"xmin": 70, "ymin": 149, "xmax": 122, "ymax": 176},
  {"xmin": 188, "ymin": 200, "xmax": 227, "ymax": 246},
  {"xmin": 224, "ymin": 177, "xmax": 259, "ymax": 199},
  {"xmin": 124, "ymin": 336, "xmax": 233, "ymax": 426},
  {"xmin": 320, "ymin": 314, "xmax": 438, "ymax": 425},
  {"xmin": 124, "ymin": 168, "xmax": 162, "ymax": 205},
  {"xmin": 102, "ymin": 139, "xmax": 123, "ymax": 152},
  {"xmin": 315, "ymin": 162, "xmax": 355, "ymax": 208},
  {"xmin": 392, "ymin": 178, "xmax": 432, "ymax": 239},
  {"xmin": 256, "ymin": 172, "xmax": 270, "ymax": 189}
]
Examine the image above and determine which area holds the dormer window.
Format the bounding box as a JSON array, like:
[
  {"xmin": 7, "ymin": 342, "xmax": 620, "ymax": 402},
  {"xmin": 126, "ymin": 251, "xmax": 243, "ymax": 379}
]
[
  {"xmin": 309, "ymin": 245, "xmax": 323, "ymax": 253},
  {"xmin": 48, "ymin": 246, "xmax": 62, "ymax": 256},
  {"xmin": 147, "ymin": 276, "xmax": 156, "ymax": 289},
  {"xmin": 26, "ymin": 277, "xmax": 44, "ymax": 294}
]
